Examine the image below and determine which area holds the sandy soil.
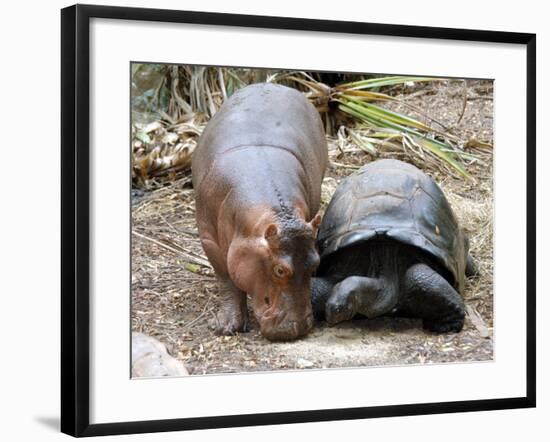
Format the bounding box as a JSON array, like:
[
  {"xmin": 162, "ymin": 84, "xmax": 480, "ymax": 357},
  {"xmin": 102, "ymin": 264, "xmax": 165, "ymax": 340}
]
[{"xmin": 131, "ymin": 79, "xmax": 494, "ymax": 375}]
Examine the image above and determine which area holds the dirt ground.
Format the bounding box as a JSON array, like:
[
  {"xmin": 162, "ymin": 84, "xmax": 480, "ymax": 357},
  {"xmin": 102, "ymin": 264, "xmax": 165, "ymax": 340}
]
[{"xmin": 131, "ymin": 79, "xmax": 494, "ymax": 375}]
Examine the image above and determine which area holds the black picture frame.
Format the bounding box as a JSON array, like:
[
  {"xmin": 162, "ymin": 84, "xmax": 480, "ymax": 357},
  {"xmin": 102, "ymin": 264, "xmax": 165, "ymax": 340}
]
[{"xmin": 61, "ymin": 3, "xmax": 536, "ymax": 437}]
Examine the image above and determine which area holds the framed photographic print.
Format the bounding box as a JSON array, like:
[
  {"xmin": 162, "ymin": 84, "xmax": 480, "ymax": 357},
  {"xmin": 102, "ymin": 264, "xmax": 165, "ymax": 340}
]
[{"xmin": 61, "ymin": 4, "xmax": 536, "ymax": 437}]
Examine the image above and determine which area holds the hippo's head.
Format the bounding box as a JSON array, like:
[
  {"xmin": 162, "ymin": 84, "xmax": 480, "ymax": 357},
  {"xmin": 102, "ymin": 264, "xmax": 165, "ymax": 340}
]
[{"xmin": 227, "ymin": 212, "xmax": 321, "ymax": 341}]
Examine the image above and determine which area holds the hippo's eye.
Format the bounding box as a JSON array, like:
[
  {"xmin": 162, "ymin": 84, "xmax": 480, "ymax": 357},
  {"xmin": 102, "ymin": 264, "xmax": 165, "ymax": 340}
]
[{"xmin": 273, "ymin": 264, "xmax": 287, "ymax": 278}]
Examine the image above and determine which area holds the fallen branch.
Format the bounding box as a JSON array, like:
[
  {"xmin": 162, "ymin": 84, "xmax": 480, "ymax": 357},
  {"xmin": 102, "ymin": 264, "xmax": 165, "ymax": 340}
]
[
  {"xmin": 466, "ymin": 304, "xmax": 490, "ymax": 339},
  {"xmin": 181, "ymin": 293, "xmax": 214, "ymax": 331},
  {"xmin": 132, "ymin": 230, "xmax": 212, "ymax": 269}
]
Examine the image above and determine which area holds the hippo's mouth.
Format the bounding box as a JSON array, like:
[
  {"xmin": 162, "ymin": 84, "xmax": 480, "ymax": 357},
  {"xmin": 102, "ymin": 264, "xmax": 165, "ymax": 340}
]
[
  {"xmin": 254, "ymin": 299, "xmax": 313, "ymax": 341},
  {"xmin": 258, "ymin": 312, "xmax": 314, "ymax": 342},
  {"xmin": 247, "ymin": 291, "xmax": 313, "ymax": 341}
]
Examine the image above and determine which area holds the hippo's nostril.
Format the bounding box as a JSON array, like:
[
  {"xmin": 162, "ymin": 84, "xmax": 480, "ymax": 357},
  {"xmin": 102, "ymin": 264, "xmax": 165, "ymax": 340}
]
[{"xmin": 264, "ymin": 296, "xmax": 270, "ymax": 306}]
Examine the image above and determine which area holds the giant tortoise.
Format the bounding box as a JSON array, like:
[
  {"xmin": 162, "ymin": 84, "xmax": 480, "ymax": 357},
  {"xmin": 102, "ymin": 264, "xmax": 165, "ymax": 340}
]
[{"xmin": 311, "ymin": 159, "xmax": 476, "ymax": 333}]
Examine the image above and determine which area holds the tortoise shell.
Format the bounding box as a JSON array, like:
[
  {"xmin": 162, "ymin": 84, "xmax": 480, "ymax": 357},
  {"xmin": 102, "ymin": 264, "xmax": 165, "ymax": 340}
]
[{"xmin": 317, "ymin": 159, "xmax": 467, "ymax": 292}]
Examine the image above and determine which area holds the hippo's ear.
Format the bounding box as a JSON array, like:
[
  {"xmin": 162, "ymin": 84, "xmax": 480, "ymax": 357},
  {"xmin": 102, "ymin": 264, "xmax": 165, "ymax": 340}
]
[
  {"xmin": 264, "ymin": 223, "xmax": 278, "ymax": 242},
  {"xmin": 310, "ymin": 213, "xmax": 322, "ymax": 234}
]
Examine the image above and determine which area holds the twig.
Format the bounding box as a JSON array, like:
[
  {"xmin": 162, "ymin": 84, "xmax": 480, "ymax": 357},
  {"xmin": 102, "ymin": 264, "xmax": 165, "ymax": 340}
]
[
  {"xmin": 467, "ymin": 96, "xmax": 493, "ymax": 101},
  {"xmin": 330, "ymin": 161, "xmax": 360, "ymax": 170},
  {"xmin": 132, "ymin": 230, "xmax": 212, "ymax": 269},
  {"xmin": 466, "ymin": 304, "xmax": 490, "ymax": 339},
  {"xmin": 171, "ymin": 66, "xmax": 193, "ymax": 113},
  {"xmin": 181, "ymin": 294, "xmax": 214, "ymax": 331},
  {"xmin": 455, "ymin": 81, "xmax": 469, "ymax": 126},
  {"xmin": 159, "ymin": 213, "xmax": 186, "ymax": 236}
]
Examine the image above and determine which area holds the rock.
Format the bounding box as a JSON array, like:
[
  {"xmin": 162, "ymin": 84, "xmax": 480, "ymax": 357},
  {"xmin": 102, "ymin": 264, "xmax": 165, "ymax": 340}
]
[{"xmin": 132, "ymin": 332, "xmax": 189, "ymax": 377}]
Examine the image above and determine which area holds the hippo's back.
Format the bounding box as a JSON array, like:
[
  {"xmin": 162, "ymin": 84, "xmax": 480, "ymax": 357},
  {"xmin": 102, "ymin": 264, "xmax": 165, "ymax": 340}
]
[{"xmin": 192, "ymin": 83, "xmax": 328, "ymax": 192}]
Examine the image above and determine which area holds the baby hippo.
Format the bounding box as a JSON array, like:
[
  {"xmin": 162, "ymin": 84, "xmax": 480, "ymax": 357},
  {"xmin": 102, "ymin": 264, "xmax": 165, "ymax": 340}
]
[{"xmin": 192, "ymin": 83, "xmax": 328, "ymax": 341}]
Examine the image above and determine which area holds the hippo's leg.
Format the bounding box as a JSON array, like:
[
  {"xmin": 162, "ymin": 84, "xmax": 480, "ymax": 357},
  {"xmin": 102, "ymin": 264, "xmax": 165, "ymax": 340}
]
[
  {"xmin": 325, "ymin": 276, "xmax": 394, "ymax": 325},
  {"xmin": 401, "ymin": 263, "xmax": 465, "ymax": 333},
  {"xmin": 215, "ymin": 278, "xmax": 249, "ymax": 335},
  {"xmin": 311, "ymin": 277, "xmax": 336, "ymax": 321}
]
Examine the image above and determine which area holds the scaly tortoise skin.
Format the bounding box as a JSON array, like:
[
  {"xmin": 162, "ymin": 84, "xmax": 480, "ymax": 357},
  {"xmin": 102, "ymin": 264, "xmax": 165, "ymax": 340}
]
[{"xmin": 312, "ymin": 159, "xmax": 476, "ymax": 332}]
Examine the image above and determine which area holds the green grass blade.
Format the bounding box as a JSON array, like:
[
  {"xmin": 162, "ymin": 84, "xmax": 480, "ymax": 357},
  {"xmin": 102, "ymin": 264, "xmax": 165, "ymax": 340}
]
[
  {"xmin": 341, "ymin": 96, "xmax": 433, "ymax": 132},
  {"xmin": 338, "ymin": 103, "xmax": 471, "ymax": 179},
  {"xmin": 338, "ymin": 100, "xmax": 425, "ymax": 136},
  {"xmin": 339, "ymin": 90, "xmax": 395, "ymax": 101},
  {"xmin": 414, "ymin": 136, "xmax": 471, "ymax": 179},
  {"xmin": 338, "ymin": 76, "xmax": 438, "ymax": 90},
  {"xmin": 348, "ymin": 129, "xmax": 378, "ymax": 155}
]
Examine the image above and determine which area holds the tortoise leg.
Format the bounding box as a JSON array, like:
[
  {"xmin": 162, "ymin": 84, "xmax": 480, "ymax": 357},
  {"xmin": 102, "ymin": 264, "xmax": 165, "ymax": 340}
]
[
  {"xmin": 325, "ymin": 276, "xmax": 394, "ymax": 325},
  {"xmin": 214, "ymin": 278, "xmax": 249, "ymax": 335},
  {"xmin": 401, "ymin": 263, "xmax": 465, "ymax": 333},
  {"xmin": 311, "ymin": 276, "xmax": 336, "ymax": 321}
]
